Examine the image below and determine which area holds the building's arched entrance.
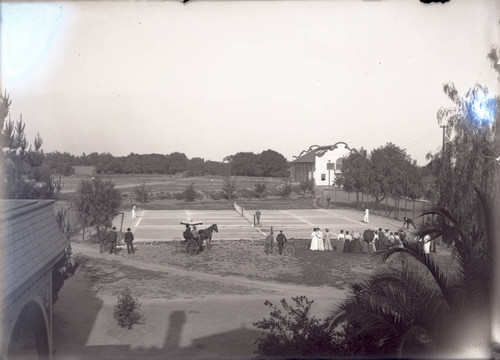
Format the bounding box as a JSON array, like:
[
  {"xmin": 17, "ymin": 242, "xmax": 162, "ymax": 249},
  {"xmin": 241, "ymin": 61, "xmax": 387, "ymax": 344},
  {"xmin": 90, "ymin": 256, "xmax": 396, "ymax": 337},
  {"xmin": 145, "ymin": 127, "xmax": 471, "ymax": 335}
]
[{"xmin": 7, "ymin": 301, "xmax": 49, "ymax": 360}]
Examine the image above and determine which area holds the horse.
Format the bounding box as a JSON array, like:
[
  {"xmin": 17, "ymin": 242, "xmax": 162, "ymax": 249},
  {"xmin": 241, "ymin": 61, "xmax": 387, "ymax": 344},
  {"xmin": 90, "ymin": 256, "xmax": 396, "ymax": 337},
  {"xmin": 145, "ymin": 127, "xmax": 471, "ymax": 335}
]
[{"xmin": 197, "ymin": 224, "xmax": 218, "ymax": 250}]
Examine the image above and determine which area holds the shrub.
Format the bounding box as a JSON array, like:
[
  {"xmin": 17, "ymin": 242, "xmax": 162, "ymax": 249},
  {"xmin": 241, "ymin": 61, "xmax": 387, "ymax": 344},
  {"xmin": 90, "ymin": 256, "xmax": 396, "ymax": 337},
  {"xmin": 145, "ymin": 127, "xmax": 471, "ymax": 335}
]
[
  {"xmin": 133, "ymin": 183, "xmax": 152, "ymax": 203},
  {"xmin": 55, "ymin": 208, "xmax": 75, "ymax": 239},
  {"xmin": 204, "ymin": 190, "xmax": 224, "ymax": 200},
  {"xmin": 184, "ymin": 183, "xmax": 198, "ymax": 202},
  {"xmin": 52, "ymin": 244, "xmax": 78, "ymax": 305},
  {"xmin": 253, "ymin": 296, "xmax": 343, "ymax": 358},
  {"xmin": 173, "ymin": 191, "xmax": 185, "ymax": 200},
  {"xmin": 277, "ymin": 178, "xmax": 292, "ymax": 197},
  {"xmin": 113, "ymin": 288, "xmax": 142, "ymax": 329},
  {"xmin": 254, "ymin": 183, "xmax": 266, "ymax": 198},
  {"xmin": 240, "ymin": 188, "xmax": 257, "ymax": 198},
  {"xmin": 154, "ymin": 191, "xmax": 170, "ymax": 200},
  {"xmin": 300, "ymin": 178, "xmax": 315, "ymax": 193},
  {"xmin": 221, "ymin": 176, "xmax": 238, "ymax": 200}
]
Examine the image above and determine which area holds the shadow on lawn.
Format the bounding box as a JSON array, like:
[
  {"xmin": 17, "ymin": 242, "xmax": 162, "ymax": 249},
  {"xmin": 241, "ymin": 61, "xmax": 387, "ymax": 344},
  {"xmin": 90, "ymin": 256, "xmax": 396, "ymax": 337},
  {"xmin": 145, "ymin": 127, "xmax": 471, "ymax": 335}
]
[{"xmin": 52, "ymin": 260, "xmax": 262, "ymax": 360}]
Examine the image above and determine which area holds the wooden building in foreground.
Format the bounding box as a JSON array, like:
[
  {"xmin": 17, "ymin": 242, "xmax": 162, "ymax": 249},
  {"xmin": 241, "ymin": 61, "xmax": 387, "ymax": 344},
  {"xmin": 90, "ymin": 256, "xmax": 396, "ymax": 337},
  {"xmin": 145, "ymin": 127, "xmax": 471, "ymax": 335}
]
[{"xmin": 0, "ymin": 200, "xmax": 68, "ymax": 360}]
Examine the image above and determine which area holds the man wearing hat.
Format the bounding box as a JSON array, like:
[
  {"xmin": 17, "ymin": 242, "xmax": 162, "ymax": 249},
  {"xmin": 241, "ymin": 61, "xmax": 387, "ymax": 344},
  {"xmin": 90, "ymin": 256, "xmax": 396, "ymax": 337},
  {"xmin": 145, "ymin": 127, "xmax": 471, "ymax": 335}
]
[
  {"xmin": 108, "ymin": 226, "xmax": 118, "ymax": 254},
  {"xmin": 124, "ymin": 228, "xmax": 135, "ymax": 254},
  {"xmin": 276, "ymin": 230, "xmax": 287, "ymax": 255}
]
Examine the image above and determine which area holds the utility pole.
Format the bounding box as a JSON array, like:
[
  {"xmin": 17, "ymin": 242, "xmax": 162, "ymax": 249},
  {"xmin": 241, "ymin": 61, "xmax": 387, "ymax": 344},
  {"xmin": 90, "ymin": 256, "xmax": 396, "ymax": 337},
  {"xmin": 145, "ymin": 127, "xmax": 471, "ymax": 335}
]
[
  {"xmin": 432, "ymin": 125, "xmax": 447, "ymax": 253},
  {"xmin": 440, "ymin": 125, "xmax": 446, "ymax": 153}
]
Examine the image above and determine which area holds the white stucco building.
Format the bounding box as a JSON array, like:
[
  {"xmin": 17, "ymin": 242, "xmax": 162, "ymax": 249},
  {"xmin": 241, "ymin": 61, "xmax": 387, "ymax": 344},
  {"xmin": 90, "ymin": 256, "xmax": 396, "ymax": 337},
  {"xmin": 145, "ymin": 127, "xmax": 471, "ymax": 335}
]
[{"xmin": 289, "ymin": 142, "xmax": 352, "ymax": 185}]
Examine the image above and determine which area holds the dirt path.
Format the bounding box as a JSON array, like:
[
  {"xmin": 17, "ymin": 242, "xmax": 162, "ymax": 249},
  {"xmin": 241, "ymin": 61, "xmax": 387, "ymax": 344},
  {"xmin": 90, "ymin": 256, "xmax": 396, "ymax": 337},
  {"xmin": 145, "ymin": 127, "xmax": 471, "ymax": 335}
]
[{"xmin": 71, "ymin": 242, "xmax": 347, "ymax": 299}]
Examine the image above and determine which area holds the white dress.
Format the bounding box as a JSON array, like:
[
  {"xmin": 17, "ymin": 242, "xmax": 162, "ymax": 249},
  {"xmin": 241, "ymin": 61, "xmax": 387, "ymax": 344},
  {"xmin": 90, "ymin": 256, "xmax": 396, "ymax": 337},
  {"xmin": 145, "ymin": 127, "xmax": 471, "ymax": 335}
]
[
  {"xmin": 423, "ymin": 235, "xmax": 431, "ymax": 254},
  {"xmin": 310, "ymin": 231, "xmax": 319, "ymax": 250},
  {"xmin": 317, "ymin": 230, "xmax": 325, "ymax": 251},
  {"xmin": 131, "ymin": 206, "xmax": 136, "ymax": 219}
]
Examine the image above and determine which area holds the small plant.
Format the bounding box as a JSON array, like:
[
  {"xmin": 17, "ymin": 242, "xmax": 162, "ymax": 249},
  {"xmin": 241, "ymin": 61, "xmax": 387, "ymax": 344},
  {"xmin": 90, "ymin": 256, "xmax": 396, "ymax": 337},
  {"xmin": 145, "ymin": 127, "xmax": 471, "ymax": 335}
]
[{"xmin": 113, "ymin": 288, "xmax": 142, "ymax": 329}]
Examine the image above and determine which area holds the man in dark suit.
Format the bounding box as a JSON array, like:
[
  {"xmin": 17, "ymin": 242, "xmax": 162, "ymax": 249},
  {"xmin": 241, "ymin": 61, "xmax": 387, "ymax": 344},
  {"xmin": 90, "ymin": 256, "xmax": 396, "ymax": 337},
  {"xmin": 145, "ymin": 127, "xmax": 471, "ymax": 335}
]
[
  {"xmin": 276, "ymin": 230, "xmax": 287, "ymax": 255},
  {"xmin": 108, "ymin": 226, "xmax": 118, "ymax": 254},
  {"xmin": 124, "ymin": 228, "xmax": 135, "ymax": 254},
  {"xmin": 403, "ymin": 217, "xmax": 417, "ymax": 229}
]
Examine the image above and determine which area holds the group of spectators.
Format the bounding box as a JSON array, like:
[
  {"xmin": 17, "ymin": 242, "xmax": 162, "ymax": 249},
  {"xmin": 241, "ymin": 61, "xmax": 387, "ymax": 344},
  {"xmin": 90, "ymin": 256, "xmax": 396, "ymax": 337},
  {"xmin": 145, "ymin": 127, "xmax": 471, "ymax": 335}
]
[
  {"xmin": 309, "ymin": 227, "xmax": 432, "ymax": 255},
  {"xmin": 100, "ymin": 227, "xmax": 135, "ymax": 255}
]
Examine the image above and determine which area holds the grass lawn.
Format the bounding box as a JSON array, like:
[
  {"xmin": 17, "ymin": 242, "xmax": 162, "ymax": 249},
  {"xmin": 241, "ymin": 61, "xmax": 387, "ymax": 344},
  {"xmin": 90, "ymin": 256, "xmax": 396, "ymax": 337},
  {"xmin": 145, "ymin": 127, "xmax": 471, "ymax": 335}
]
[{"xmin": 82, "ymin": 239, "xmax": 456, "ymax": 291}]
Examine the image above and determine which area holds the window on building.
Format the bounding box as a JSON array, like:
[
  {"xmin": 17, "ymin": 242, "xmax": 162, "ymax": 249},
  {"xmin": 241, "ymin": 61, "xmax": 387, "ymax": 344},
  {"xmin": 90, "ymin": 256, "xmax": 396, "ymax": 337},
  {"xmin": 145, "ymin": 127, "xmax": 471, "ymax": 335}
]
[
  {"xmin": 335, "ymin": 158, "xmax": 343, "ymax": 171},
  {"xmin": 321, "ymin": 174, "xmax": 326, "ymax": 181}
]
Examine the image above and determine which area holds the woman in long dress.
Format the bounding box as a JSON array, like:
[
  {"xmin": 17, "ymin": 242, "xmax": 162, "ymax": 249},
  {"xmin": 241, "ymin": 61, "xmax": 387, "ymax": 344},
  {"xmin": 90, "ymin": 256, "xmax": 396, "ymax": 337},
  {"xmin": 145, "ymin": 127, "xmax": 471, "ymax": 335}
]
[
  {"xmin": 351, "ymin": 231, "xmax": 362, "ymax": 253},
  {"xmin": 343, "ymin": 231, "xmax": 352, "ymax": 253},
  {"xmin": 336, "ymin": 230, "xmax": 345, "ymax": 253},
  {"xmin": 131, "ymin": 205, "xmax": 137, "ymax": 219},
  {"xmin": 323, "ymin": 228, "xmax": 333, "ymax": 250},
  {"xmin": 310, "ymin": 228, "xmax": 319, "ymax": 250},
  {"xmin": 317, "ymin": 228, "xmax": 325, "ymax": 251}
]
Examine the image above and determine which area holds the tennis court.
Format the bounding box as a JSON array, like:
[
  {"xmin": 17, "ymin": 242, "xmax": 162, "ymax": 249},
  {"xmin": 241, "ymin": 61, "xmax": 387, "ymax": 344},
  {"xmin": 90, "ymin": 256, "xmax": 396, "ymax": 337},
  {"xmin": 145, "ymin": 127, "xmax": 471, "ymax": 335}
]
[{"xmin": 118, "ymin": 207, "xmax": 402, "ymax": 243}]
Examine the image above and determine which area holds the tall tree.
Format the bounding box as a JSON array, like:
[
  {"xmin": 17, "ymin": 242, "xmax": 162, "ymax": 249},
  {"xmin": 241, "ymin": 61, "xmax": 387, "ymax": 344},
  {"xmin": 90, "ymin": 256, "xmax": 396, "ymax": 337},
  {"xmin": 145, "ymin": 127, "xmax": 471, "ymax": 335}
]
[
  {"xmin": 259, "ymin": 149, "xmax": 289, "ymax": 177},
  {"xmin": 0, "ymin": 92, "xmax": 56, "ymax": 199},
  {"xmin": 335, "ymin": 148, "xmax": 370, "ymax": 204},
  {"xmin": 73, "ymin": 178, "xmax": 121, "ymax": 241},
  {"xmin": 230, "ymin": 152, "xmax": 263, "ymax": 176},
  {"xmin": 368, "ymin": 143, "xmax": 423, "ymax": 203},
  {"xmin": 337, "ymin": 144, "xmax": 423, "ymax": 203},
  {"xmin": 431, "ymin": 81, "xmax": 498, "ymax": 235}
]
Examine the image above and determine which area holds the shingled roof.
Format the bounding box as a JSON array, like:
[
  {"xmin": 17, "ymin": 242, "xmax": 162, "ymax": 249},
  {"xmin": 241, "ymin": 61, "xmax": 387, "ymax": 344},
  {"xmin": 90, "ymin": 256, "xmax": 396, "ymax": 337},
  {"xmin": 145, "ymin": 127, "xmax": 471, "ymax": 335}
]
[{"xmin": 0, "ymin": 200, "xmax": 68, "ymax": 306}]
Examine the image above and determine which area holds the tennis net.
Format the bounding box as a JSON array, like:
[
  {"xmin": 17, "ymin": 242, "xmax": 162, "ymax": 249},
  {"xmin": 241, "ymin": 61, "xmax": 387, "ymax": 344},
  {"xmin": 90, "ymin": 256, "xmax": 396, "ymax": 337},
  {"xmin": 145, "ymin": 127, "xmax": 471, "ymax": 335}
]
[{"xmin": 233, "ymin": 202, "xmax": 255, "ymax": 226}]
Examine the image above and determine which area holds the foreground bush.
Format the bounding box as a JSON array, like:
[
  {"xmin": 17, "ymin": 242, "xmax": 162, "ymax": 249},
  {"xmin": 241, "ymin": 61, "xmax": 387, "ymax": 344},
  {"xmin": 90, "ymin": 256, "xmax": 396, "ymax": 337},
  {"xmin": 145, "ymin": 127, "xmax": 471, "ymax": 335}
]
[
  {"xmin": 253, "ymin": 296, "xmax": 344, "ymax": 358},
  {"xmin": 113, "ymin": 288, "xmax": 143, "ymax": 329}
]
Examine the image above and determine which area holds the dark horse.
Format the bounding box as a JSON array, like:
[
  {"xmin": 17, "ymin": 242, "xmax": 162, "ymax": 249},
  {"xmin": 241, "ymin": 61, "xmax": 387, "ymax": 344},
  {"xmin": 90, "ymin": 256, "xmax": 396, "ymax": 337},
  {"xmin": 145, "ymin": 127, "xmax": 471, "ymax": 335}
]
[{"xmin": 197, "ymin": 224, "xmax": 218, "ymax": 250}]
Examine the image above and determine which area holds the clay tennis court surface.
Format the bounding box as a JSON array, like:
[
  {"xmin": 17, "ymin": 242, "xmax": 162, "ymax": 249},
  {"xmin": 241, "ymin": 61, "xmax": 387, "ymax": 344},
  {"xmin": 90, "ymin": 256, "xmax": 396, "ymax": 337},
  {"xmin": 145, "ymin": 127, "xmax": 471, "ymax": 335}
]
[{"xmin": 126, "ymin": 207, "xmax": 400, "ymax": 242}]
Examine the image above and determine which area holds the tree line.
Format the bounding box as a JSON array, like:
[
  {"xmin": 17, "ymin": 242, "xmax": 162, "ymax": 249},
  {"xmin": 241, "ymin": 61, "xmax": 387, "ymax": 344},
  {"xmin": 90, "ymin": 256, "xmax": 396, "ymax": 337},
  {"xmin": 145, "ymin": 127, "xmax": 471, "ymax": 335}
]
[
  {"xmin": 43, "ymin": 149, "xmax": 290, "ymax": 178},
  {"xmin": 335, "ymin": 142, "xmax": 429, "ymax": 204}
]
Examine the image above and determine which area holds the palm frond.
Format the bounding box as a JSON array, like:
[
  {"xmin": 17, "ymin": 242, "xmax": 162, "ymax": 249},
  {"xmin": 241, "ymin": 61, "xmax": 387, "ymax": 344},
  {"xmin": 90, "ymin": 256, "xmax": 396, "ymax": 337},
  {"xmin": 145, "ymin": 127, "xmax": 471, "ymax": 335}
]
[{"xmin": 381, "ymin": 238, "xmax": 458, "ymax": 311}]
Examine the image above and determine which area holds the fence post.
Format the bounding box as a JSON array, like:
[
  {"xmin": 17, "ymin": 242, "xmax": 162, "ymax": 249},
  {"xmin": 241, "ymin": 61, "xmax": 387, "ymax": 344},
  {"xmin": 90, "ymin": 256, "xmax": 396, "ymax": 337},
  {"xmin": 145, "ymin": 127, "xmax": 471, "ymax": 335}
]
[{"xmin": 421, "ymin": 202, "xmax": 425, "ymax": 226}]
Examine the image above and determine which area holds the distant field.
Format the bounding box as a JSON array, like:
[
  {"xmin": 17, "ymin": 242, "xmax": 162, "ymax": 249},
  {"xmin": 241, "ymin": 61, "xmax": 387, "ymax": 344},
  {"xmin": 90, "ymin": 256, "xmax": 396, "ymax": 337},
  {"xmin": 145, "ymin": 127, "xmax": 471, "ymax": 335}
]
[
  {"xmin": 60, "ymin": 174, "xmax": 284, "ymax": 193},
  {"xmin": 57, "ymin": 174, "xmax": 316, "ymax": 211}
]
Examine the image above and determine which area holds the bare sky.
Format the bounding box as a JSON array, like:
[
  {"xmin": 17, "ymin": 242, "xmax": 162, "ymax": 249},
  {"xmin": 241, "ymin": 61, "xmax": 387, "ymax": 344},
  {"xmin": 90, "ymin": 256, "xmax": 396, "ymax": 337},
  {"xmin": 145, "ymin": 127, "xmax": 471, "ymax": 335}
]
[{"xmin": 2, "ymin": 0, "xmax": 500, "ymax": 165}]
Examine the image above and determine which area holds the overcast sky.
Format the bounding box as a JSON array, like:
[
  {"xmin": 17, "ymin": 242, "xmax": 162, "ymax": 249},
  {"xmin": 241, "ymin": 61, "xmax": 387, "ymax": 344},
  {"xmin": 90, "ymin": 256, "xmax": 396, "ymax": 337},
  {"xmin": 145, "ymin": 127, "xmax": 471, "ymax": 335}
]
[{"xmin": 2, "ymin": 0, "xmax": 500, "ymax": 165}]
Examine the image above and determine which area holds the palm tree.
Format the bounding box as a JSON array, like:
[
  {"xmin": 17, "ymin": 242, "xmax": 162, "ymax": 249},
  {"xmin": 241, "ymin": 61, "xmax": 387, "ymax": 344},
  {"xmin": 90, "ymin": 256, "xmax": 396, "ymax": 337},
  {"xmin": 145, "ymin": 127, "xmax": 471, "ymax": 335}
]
[{"xmin": 330, "ymin": 197, "xmax": 492, "ymax": 358}]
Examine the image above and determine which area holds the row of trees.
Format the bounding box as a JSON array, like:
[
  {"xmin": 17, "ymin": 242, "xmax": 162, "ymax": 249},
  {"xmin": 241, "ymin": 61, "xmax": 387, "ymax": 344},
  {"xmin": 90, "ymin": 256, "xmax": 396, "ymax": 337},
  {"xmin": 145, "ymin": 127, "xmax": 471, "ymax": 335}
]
[
  {"xmin": 335, "ymin": 143, "xmax": 425, "ymax": 203},
  {"xmin": 43, "ymin": 149, "xmax": 290, "ymax": 178}
]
